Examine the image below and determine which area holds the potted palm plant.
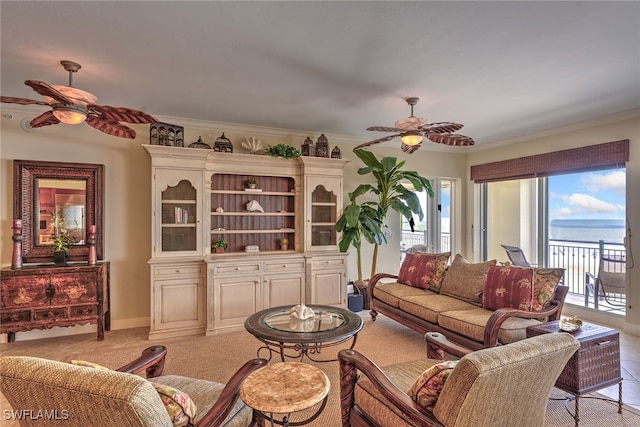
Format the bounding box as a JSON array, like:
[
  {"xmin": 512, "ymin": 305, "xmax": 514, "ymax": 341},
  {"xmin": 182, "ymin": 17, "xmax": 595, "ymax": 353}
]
[
  {"xmin": 212, "ymin": 238, "xmax": 228, "ymax": 253},
  {"xmin": 337, "ymin": 149, "xmax": 433, "ymax": 279}
]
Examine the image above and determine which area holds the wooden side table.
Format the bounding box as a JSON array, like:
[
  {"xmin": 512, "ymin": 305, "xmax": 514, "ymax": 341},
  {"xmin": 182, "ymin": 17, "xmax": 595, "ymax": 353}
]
[
  {"xmin": 239, "ymin": 362, "xmax": 330, "ymax": 426},
  {"xmin": 526, "ymin": 320, "xmax": 622, "ymax": 426}
]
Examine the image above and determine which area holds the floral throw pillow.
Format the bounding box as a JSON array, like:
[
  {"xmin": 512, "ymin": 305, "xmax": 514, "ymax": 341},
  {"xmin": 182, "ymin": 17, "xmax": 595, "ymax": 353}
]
[
  {"xmin": 409, "ymin": 360, "xmax": 459, "ymax": 410},
  {"xmin": 151, "ymin": 382, "xmax": 198, "ymax": 427},
  {"xmin": 398, "ymin": 252, "xmax": 450, "ymax": 291},
  {"xmin": 532, "ymin": 268, "xmax": 564, "ymax": 311},
  {"xmin": 482, "ymin": 265, "xmax": 535, "ymax": 311}
]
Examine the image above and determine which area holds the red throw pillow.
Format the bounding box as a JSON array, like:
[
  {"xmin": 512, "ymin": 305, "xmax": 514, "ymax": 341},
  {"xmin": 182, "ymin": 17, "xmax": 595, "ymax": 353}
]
[
  {"xmin": 482, "ymin": 265, "xmax": 535, "ymax": 311},
  {"xmin": 398, "ymin": 252, "xmax": 450, "ymax": 290}
]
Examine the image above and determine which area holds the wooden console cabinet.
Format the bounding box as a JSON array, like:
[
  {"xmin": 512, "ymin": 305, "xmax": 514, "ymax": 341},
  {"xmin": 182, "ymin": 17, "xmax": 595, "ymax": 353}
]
[
  {"xmin": 145, "ymin": 145, "xmax": 349, "ymax": 338},
  {"xmin": 1, "ymin": 262, "xmax": 110, "ymax": 342}
]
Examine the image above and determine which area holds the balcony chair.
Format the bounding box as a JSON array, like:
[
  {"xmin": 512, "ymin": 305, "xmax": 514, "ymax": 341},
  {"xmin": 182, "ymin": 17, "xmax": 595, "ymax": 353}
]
[
  {"xmin": 585, "ymin": 253, "xmax": 627, "ymax": 309},
  {"xmin": 0, "ymin": 345, "xmax": 268, "ymax": 427},
  {"xmin": 501, "ymin": 244, "xmax": 534, "ymax": 267},
  {"xmin": 339, "ymin": 332, "xmax": 579, "ymax": 427}
]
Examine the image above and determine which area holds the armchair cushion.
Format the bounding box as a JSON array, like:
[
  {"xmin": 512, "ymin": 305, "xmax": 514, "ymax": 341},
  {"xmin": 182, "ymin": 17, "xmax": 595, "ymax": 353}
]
[
  {"xmin": 409, "ymin": 360, "xmax": 459, "ymax": 410},
  {"xmin": 439, "ymin": 254, "xmax": 496, "ymax": 305},
  {"xmin": 482, "ymin": 265, "xmax": 534, "ymax": 311},
  {"xmin": 398, "ymin": 252, "xmax": 450, "ymax": 291}
]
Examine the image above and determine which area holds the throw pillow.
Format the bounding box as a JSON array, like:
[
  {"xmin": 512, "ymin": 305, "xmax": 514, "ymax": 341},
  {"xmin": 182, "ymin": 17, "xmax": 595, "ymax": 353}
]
[
  {"xmin": 151, "ymin": 382, "xmax": 198, "ymax": 427},
  {"xmin": 69, "ymin": 360, "xmax": 197, "ymax": 427},
  {"xmin": 439, "ymin": 254, "xmax": 496, "ymax": 305},
  {"xmin": 482, "ymin": 265, "xmax": 535, "ymax": 311},
  {"xmin": 409, "ymin": 360, "xmax": 459, "ymax": 410},
  {"xmin": 398, "ymin": 252, "xmax": 450, "ymax": 290},
  {"xmin": 532, "ymin": 268, "xmax": 564, "ymax": 311}
]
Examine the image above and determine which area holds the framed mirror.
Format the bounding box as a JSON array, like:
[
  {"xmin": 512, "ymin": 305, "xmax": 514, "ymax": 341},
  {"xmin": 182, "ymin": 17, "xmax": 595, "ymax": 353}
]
[{"xmin": 14, "ymin": 160, "xmax": 104, "ymax": 263}]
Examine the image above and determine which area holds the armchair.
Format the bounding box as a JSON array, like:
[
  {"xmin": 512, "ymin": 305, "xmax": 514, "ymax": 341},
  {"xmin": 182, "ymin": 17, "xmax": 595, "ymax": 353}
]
[
  {"xmin": 0, "ymin": 345, "xmax": 267, "ymax": 427},
  {"xmin": 339, "ymin": 332, "xmax": 579, "ymax": 427}
]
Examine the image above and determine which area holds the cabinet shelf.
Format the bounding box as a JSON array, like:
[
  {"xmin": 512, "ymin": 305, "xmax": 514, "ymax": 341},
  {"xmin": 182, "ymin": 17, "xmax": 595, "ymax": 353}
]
[
  {"xmin": 211, "ymin": 228, "xmax": 295, "ymax": 234},
  {"xmin": 311, "ymin": 202, "xmax": 337, "ymax": 206},
  {"xmin": 163, "ymin": 199, "xmax": 197, "ymax": 204},
  {"xmin": 211, "ymin": 190, "xmax": 295, "ymax": 196},
  {"xmin": 162, "ymin": 223, "xmax": 197, "ymax": 228},
  {"xmin": 311, "ymin": 222, "xmax": 336, "ymax": 226}
]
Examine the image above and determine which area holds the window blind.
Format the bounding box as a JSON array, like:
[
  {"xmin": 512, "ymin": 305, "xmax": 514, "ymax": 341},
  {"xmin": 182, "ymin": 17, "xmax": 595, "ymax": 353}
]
[{"xmin": 470, "ymin": 140, "xmax": 629, "ymax": 183}]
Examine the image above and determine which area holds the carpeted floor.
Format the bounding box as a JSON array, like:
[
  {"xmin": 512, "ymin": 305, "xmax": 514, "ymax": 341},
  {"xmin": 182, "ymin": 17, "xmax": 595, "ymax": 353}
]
[{"xmin": 60, "ymin": 314, "xmax": 640, "ymax": 427}]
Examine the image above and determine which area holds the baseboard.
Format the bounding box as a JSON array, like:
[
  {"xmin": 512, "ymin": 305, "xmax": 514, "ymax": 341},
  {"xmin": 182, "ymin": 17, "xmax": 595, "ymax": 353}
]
[{"xmin": 0, "ymin": 317, "xmax": 150, "ymax": 343}]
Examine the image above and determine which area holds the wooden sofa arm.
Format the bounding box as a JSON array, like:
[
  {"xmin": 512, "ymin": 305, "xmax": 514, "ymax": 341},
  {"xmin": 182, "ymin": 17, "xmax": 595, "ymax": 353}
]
[
  {"xmin": 339, "ymin": 349, "xmax": 443, "ymax": 427},
  {"xmin": 425, "ymin": 332, "xmax": 472, "ymax": 359},
  {"xmin": 116, "ymin": 345, "xmax": 167, "ymax": 378},
  {"xmin": 483, "ymin": 285, "xmax": 569, "ymax": 347},
  {"xmin": 198, "ymin": 358, "xmax": 269, "ymax": 427}
]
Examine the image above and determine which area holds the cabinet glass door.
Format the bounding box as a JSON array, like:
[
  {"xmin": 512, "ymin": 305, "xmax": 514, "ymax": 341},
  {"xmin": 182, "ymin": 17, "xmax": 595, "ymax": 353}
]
[
  {"xmin": 161, "ymin": 180, "xmax": 197, "ymax": 252},
  {"xmin": 311, "ymin": 184, "xmax": 337, "ymax": 247}
]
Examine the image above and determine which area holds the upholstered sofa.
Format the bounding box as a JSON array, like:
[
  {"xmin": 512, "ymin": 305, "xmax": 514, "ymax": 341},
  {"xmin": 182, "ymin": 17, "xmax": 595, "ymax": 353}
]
[{"xmin": 368, "ymin": 253, "xmax": 568, "ymax": 350}]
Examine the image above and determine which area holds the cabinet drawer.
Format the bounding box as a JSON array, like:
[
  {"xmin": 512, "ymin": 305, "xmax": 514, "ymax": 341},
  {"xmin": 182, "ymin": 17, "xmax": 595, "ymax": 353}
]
[
  {"xmin": 1, "ymin": 310, "xmax": 31, "ymax": 325},
  {"xmin": 264, "ymin": 261, "xmax": 306, "ymax": 272},
  {"xmin": 311, "ymin": 257, "xmax": 346, "ymax": 268},
  {"xmin": 212, "ymin": 263, "xmax": 261, "ymax": 275},
  {"xmin": 34, "ymin": 308, "xmax": 68, "ymax": 321},
  {"xmin": 70, "ymin": 305, "xmax": 98, "ymax": 318},
  {"xmin": 154, "ymin": 264, "xmax": 204, "ymax": 279},
  {"xmin": 1, "ymin": 279, "xmax": 97, "ymax": 308}
]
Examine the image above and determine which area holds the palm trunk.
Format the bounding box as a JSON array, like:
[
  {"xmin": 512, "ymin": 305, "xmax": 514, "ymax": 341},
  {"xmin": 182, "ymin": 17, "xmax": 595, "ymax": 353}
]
[
  {"xmin": 370, "ymin": 243, "xmax": 379, "ymax": 279},
  {"xmin": 356, "ymin": 245, "xmax": 363, "ymax": 282}
]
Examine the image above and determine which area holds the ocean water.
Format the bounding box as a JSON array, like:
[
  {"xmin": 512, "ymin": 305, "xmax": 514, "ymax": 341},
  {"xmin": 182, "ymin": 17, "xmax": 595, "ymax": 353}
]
[{"xmin": 549, "ymin": 219, "xmax": 625, "ymax": 244}]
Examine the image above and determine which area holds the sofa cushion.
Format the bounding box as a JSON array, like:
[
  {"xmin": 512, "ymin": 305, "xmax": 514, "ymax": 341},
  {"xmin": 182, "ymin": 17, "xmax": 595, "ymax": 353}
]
[
  {"xmin": 398, "ymin": 252, "xmax": 450, "ymax": 291},
  {"xmin": 482, "ymin": 265, "xmax": 535, "ymax": 311},
  {"xmin": 439, "ymin": 254, "xmax": 496, "ymax": 305},
  {"xmin": 409, "ymin": 360, "xmax": 459, "ymax": 410},
  {"xmin": 532, "ymin": 268, "xmax": 564, "ymax": 311},
  {"xmin": 437, "ymin": 308, "xmax": 542, "ymax": 345},
  {"xmin": 355, "ymin": 359, "xmax": 436, "ymax": 426},
  {"xmin": 399, "ymin": 294, "xmax": 478, "ymax": 324},
  {"xmin": 373, "ymin": 282, "xmax": 435, "ymax": 308}
]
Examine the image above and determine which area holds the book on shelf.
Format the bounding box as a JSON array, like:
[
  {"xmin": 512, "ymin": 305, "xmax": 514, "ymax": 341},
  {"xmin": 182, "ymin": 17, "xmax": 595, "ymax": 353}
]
[{"xmin": 174, "ymin": 207, "xmax": 189, "ymax": 224}]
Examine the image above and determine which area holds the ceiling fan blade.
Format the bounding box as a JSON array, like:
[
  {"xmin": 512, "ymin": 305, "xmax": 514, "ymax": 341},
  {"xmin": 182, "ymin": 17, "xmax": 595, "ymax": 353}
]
[
  {"xmin": 1, "ymin": 96, "xmax": 50, "ymax": 106},
  {"xmin": 25, "ymin": 80, "xmax": 74, "ymax": 105},
  {"xmin": 354, "ymin": 134, "xmax": 402, "ymax": 149},
  {"xmin": 30, "ymin": 111, "xmax": 60, "ymax": 128},
  {"xmin": 367, "ymin": 126, "xmax": 404, "ymax": 132},
  {"xmin": 419, "ymin": 122, "xmax": 464, "ymax": 134},
  {"xmin": 427, "ymin": 133, "xmax": 475, "ymax": 146},
  {"xmin": 86, "ymin": 116, "xmax": 136, "ymax": 139},
  {"xmin": 401, "ymin": 142, "xmax": 421, "ymax": 154},
  {"xmin": 89, "ymin": 105, "xmax": 156, "ymax": 124}
]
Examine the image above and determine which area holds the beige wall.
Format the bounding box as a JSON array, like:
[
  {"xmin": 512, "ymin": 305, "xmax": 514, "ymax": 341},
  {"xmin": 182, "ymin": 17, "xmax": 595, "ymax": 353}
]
[{"xmin": 1, "ymin": 109, "xmax": 638, "ymax": 339}]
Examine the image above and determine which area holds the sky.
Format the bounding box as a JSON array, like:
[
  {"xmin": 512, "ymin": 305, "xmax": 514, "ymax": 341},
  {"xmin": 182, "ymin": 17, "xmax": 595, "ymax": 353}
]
[{"xmin": 549, "ymin": 169, "xmax": 626, "ymax": 221}]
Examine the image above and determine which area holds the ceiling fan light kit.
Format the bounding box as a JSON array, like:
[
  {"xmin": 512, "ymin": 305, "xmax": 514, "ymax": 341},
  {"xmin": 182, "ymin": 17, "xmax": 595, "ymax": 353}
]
[
  {"xmin": 355, "ymin": 96, "xmax": 475, "ymax": 154},
  {"xmin": 1, "ymin": 60, "xmax": 157, "ymax": 138}
]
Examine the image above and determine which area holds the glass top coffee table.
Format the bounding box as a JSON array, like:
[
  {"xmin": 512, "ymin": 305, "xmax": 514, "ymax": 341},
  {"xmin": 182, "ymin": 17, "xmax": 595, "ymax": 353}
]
[{"xmin": 244, "ymin": 304, "xmax": 363, "ymax": 362}]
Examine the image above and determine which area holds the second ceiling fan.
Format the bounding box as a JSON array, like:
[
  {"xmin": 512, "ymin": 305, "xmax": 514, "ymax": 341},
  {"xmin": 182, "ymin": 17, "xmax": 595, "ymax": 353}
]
[{"xmin": 355, "ymin": 97, "xmax": 474, "ymax": 154}]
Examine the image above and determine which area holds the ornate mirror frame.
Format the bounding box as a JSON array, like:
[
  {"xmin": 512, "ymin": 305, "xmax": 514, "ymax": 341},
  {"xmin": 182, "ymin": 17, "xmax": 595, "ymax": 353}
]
[{"xmin": 14, "ymin": 160, "xmax": 104, "ymax": 263}]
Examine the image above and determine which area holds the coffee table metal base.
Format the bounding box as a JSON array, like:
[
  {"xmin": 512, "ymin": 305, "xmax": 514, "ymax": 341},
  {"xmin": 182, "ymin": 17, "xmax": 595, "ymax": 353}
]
[{"xmin": 255, "ymin": 333, "xmax": 359, "ymax": 362}]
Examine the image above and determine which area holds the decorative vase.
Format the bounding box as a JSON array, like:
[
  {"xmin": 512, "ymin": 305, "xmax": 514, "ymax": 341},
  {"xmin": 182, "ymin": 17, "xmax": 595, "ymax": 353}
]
[{"xmin": 54, "ymin": 250, "xmax": 67, "ymax": 266}]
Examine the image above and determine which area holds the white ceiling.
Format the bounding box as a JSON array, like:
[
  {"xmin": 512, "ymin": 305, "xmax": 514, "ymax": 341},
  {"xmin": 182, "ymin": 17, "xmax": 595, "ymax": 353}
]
[{"xmin": 1, "ymin": 1, "xmax": 639, "ymax": 149}]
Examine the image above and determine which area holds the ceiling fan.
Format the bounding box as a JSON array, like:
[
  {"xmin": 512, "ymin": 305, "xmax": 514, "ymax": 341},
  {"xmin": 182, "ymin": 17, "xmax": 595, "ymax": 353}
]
[
  {"xmin": 0, "ymin": 60, "xmax": 156, "ymax": 139},
  {"xmin": 354, "ymin": 97, "xmax": 475, "ymax": 154}
]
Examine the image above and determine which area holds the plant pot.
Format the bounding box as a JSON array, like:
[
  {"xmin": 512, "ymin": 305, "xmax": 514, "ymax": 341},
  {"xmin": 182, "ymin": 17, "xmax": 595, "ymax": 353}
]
[
  {"xmin": 54, "ymin": 250, "xmax": 67, "ymax": 266},
  {"xmin": 248, "ymin": 184, "xmax": 256, "ymax": 189},
  {"xmin": 215, "ymin": 247, "xmax": 225, "ymax": 253},
  {"xmin": 280, "ymin": 244, "xmax": 288, "ymax": 251}
]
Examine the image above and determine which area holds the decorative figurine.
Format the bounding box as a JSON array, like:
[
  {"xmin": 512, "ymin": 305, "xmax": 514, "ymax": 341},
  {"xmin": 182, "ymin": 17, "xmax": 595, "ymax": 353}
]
[
  {"xmin": 289, "ymin": 303, "xmax": 315, "ymax": 320},
  {"xmin": 242, "ymin": 137, "xmax": 264, "ymax": 154},
  {"xmin": 246, "ymin": 200, "xmax": 264, "ymax": 213}
]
